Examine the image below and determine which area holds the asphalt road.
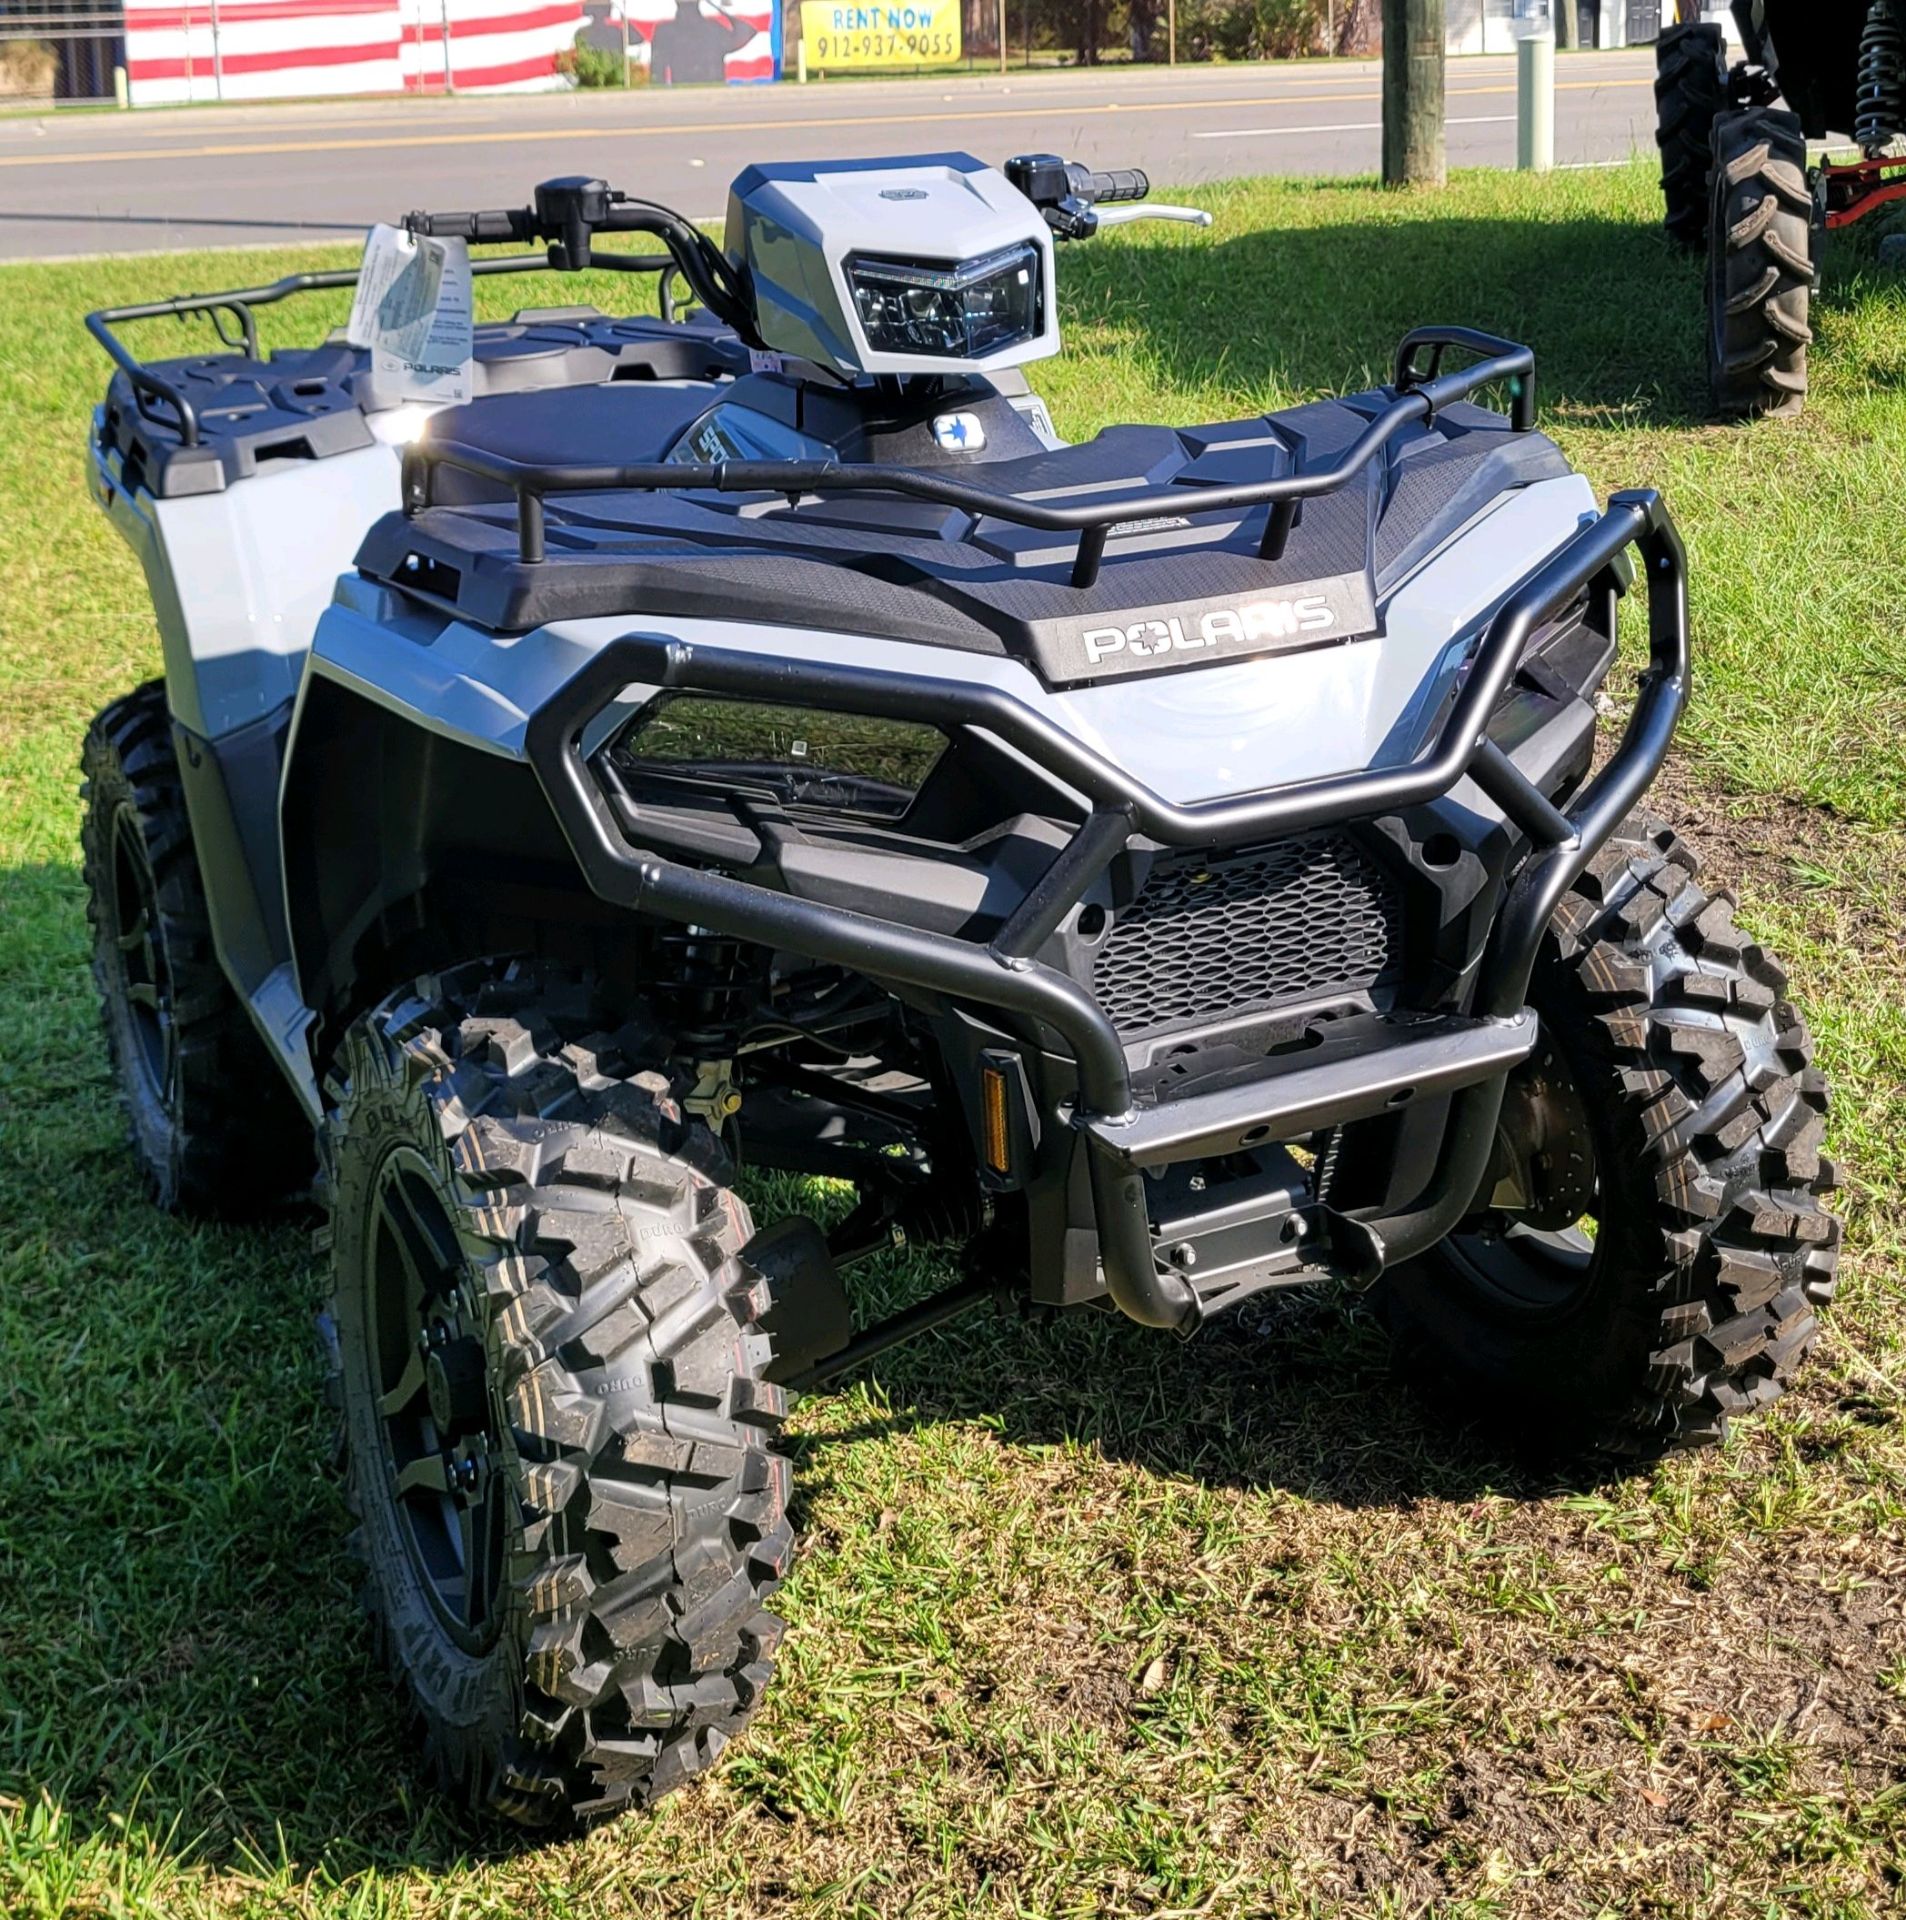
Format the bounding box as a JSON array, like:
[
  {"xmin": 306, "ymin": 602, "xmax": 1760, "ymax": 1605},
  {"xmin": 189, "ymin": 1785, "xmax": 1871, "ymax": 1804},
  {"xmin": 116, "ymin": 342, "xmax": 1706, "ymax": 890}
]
[{"xmin": 0, "ymin": 49, "xmax": 1658, "ymax": 261}]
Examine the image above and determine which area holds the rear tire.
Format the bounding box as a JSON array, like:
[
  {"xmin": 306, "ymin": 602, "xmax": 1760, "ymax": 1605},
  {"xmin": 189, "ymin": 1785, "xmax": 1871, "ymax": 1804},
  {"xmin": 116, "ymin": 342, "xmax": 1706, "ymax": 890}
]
[
  {"xmin": 325, "ymin": 961, "xmax": 791, "ymax": 1824},
  {"xmin": 1381, "ymin": 816, "xmax": 1839, "ymax": 1462},
  {"xmin": 1707, "ymin": 106, "xmax": 1813, "ymax": 418},
  {"xmin": 79, "ymin": 680, "xmax": 309, "ymax": 1213},
  {"xmin": 1656, "ymin": 22, "xmax": 1729, "ymax": 249}
]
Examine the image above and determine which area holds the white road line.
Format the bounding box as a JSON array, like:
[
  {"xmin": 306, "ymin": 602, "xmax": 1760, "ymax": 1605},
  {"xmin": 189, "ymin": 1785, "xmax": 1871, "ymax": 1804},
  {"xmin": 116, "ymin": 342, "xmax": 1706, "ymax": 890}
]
[{"xmin": 1193, "ymin": 114, "xmax": 1514, "ymax": 138}]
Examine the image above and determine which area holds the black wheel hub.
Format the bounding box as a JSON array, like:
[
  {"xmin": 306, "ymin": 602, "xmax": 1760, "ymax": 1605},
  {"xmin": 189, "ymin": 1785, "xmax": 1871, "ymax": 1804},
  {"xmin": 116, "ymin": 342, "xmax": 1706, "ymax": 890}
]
[
  {"xmin": 108, "ymin": 804, "xmax": 173, "ymax": 1103},
  {"xmin": 366, "ymin": 1148, "xmax": 506, "ymax": 1651},
  {"xmin": 1452, "ymin": 1034, "xmax": 1604, "ymax": 1320},
  {"xmin": 425, "ymin": 1335, "xmax": 489, "ymax": 1435}
]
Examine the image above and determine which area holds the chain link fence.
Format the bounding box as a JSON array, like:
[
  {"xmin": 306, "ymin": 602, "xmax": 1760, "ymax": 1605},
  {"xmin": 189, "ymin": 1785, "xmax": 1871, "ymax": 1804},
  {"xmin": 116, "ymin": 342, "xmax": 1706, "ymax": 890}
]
[
  {"xmin": 952, "ymin": 0, "xmax": 1377, "ymax": 66},
  {"xmin": 1, "ymin": 3, "xmax": 123, "ymax": 103}
]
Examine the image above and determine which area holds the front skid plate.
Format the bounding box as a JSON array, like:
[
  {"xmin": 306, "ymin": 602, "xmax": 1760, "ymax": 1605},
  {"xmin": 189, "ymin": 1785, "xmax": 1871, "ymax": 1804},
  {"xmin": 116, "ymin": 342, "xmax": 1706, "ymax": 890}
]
[{"xmin": 1083, "ymin": 1010, "xmax": 1539, "ymax": 1170}]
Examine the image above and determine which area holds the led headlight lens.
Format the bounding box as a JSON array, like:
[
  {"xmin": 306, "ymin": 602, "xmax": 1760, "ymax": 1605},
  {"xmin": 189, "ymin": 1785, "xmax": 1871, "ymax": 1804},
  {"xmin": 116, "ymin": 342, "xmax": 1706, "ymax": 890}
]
[
  {"xmin": 846, "ymin": 242, "xmax": 1043, "ymax": 360},
  {"xmin": 611, "ymin": 696, "xmax": 946, "ymax": 822}
]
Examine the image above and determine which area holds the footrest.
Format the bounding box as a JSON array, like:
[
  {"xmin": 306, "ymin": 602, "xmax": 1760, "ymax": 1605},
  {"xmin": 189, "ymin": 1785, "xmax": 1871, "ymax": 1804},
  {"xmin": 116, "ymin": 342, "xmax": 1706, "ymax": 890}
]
[{"xmin": 1083, "ymin": 1010, "xmax": 1538, "ymax": 1170}]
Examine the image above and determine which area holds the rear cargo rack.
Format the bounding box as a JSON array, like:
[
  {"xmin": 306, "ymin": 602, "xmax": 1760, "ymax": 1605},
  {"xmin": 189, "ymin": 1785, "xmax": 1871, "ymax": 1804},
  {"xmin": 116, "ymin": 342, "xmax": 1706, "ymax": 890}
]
[
  {"xmin": 86, "ymin": 249, "xmax": 680, "ymax": 450},
  {"xmin": 400, "ymin": 326, "xmax": 1537, "ymax": 590}
]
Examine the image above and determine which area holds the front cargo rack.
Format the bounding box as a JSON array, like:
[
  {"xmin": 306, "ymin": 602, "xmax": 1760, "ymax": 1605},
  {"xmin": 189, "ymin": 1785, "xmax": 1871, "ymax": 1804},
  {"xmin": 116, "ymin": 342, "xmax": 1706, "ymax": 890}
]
[
  {"xmin": 85, "ymin": 249, "xmax": 685, "ymax": 451},
  {"xmin": 398, "ymin": 325, "xmax": 1537, "ymax": 591}
]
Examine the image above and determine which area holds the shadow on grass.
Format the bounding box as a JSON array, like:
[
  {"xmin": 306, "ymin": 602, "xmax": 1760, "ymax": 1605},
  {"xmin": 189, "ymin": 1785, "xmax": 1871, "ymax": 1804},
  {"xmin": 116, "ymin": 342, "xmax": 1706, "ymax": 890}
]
[
  {"xmin": 0, "ymin": 1119, "xmax": 1572, "ymax": 1885},
  {"xmin": 783, "ymin": 1262, "xmax": 1581, "ymax": 1522}
]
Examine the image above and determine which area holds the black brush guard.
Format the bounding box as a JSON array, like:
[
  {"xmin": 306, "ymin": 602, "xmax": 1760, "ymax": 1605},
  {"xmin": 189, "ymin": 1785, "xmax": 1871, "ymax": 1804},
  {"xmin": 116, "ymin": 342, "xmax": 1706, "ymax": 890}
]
[{"xmin": 521, "ymin": 487, "xmax": 1689, "ymax": 1335}]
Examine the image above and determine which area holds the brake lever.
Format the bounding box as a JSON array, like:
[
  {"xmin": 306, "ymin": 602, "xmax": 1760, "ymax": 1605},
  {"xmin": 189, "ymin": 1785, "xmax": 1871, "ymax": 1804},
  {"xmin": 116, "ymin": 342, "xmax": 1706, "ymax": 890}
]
[{"xmin": 1091, "ymin": 204, "xmax": 1214, "ymax": 229}]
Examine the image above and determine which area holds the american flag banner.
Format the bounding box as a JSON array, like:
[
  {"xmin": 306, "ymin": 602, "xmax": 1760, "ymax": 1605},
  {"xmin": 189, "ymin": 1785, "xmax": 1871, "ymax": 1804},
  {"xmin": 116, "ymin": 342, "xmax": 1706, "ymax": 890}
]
[
  {"xmin": 613, "ymin": 0, "xmax": 779, "ymax": 85},
  {"xmin": 397, "ymin": 0, "xmax": 589, "ymax": 93},
  {"xmin": 123, "ymin": 0, "xmax": 586, "ymax": 104}
]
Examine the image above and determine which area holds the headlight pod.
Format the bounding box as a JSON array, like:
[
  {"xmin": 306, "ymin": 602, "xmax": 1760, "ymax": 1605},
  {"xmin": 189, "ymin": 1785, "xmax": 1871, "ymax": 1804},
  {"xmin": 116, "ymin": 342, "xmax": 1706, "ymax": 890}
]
[
  {"xmin": 845, "ymin": 242, "xmax": 1044, "ymax": 362},
  {"xmin": 608, "ymin": 694, "xmax": 947, "ymax": 823}
]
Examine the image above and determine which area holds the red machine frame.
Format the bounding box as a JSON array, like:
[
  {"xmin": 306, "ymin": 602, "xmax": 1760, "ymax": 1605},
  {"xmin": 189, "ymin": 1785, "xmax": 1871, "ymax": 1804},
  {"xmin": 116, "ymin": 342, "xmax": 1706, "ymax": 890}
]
[{"xmin": 1819, "ymin": 150, "xmax": 1906, "ymax": 229}]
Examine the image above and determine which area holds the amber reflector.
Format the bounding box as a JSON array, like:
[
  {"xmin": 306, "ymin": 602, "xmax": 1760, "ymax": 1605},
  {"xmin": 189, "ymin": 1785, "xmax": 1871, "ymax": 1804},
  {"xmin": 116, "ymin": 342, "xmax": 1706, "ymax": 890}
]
[{"xmin": 980, "ymin": 1063, "xmax": 1011, "ymax": 1176}]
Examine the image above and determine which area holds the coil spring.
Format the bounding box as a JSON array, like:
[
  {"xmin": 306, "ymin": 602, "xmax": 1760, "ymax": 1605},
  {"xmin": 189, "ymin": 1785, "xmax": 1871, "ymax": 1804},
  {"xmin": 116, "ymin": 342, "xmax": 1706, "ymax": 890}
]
[
  {"xmin": 895, "ymin": 1186, "xmax": 992, "ymax": 1252},
  {"xmin": 655, "ymin": 927, "xmax": 753, "ymax": 1043},
  {"xmin": 1857, "ymin": 0, "xmax": 1905, "ymax": 157}
]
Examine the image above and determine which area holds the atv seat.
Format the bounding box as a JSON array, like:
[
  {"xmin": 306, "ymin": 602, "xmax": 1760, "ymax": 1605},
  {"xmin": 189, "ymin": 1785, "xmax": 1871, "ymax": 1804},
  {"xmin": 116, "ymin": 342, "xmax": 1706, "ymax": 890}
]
[{"xmin": 425, "ymin": 384, "xmax": 712, "ymax": 506}]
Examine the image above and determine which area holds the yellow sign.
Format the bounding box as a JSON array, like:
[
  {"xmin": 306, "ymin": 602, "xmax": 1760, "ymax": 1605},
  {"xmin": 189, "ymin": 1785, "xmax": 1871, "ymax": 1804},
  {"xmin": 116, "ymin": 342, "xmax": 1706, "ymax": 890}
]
[{"xmin": 799, "ymin": 0, "xmax": 961, "ymax": 68}]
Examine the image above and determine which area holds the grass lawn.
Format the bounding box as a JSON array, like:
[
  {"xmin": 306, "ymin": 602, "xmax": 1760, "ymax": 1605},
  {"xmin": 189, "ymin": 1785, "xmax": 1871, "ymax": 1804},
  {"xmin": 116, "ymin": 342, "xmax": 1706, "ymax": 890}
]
[{"xmin": 2, "ymin": 159, "xmax": 1904, "ymax": 1916}]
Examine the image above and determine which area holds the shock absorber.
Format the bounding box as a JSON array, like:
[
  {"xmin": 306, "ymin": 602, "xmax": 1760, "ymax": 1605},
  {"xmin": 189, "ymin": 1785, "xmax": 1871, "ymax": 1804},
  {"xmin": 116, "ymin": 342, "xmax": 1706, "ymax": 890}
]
[
  {"xmin": 1857, "ymin": 0, "xmax": 1905, "ymax": 157},
  {"xmin": 654, "ymin": 927, "xmax": 752, "ymax": 1045}
]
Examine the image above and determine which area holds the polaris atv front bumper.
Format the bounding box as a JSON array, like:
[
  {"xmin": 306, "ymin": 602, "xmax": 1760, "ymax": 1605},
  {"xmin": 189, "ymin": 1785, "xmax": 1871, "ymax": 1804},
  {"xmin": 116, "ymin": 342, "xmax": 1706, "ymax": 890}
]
[{"xmin": 524, "ymin": 492, "xmax": 1688, "ymax": 1335}]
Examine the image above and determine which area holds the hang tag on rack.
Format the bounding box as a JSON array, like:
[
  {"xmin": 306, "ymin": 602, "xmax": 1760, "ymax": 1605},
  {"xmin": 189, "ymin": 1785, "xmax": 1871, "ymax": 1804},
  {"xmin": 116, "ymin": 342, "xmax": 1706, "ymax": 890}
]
[{"xmin": 347, "ymin": 223, "xmax": 474, "ymax": 408}]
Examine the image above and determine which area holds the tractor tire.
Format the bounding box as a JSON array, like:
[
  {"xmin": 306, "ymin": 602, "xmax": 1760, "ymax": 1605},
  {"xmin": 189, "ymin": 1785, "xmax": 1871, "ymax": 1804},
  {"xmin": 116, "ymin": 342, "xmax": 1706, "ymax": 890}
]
[
  {"xmin": 1381, "ymin": 815, "xmax": 1839, "ymax": 1462},
  {"xmin": 1707, "ymin": 106, "xmax": 1814, "ymax": 418},
  {"xmin": 325, "ymin": 961, "xmax": 791, "ymax": 1824},
  {"xmin": 1656, "ymin": 21, "xmax": 1729, "ymax": 249},
  {"xmin": 79, "ymin": 680, "xmax": 310, "ymax": 1213}
]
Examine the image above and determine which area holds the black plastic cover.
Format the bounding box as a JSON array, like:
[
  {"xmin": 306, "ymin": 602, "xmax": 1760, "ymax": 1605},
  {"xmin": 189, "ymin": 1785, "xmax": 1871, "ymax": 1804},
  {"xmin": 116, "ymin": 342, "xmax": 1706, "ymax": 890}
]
[{"xmin": 355, "ymin": 389, "xmax": 1570, "ymax": 690}]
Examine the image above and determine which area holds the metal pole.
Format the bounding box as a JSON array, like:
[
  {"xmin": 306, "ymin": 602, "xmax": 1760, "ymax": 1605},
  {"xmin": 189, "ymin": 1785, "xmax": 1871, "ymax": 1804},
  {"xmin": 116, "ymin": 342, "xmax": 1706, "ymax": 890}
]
[
  {"xmin": 208, "ymin": 0, "xmax": 223, "ymax": 100},
  {"xmin": 441, "ymin": 0, "xmax": 454, "ymax": 92},
  {"xmin": 621, "ymin": 0, "xmax": 632, "ymax": 80},
  {"xmin": 1168, "ymin": 0, "xmax": 1176, "ymax": 63},
  {"xmin": 1517, "ymin": 26, "xmax": 1554, "ymax": 171},
  {"xmin": 998, "ymin": 0, "xmax": 1006, "ymax": 71}
]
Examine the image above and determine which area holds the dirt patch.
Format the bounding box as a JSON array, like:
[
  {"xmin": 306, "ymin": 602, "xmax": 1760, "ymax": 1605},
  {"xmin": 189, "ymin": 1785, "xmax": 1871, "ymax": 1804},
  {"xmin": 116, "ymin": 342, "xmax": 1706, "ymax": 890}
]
[{"xmin": 1646, "ymin": 753, "xmax": 1906, "ymax": 961}]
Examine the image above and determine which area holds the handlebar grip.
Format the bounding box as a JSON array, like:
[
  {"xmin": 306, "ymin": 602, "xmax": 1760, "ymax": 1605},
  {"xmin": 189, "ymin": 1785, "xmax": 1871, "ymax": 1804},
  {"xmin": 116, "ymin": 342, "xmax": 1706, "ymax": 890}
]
[
  {"xmin": 1083, "ymin": 168, "xmax": 1149, "ymax": 205},
  {"xmin": 403, "ymin": 208, "xmax": 527, "ymax": 244}
]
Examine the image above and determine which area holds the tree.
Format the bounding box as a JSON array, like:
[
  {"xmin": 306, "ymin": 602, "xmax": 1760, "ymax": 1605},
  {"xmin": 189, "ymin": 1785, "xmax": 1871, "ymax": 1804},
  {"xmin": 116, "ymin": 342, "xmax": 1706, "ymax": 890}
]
[{"xmin": 1381, "ymin": 0, "xmax": 1445, "ymax": 186}]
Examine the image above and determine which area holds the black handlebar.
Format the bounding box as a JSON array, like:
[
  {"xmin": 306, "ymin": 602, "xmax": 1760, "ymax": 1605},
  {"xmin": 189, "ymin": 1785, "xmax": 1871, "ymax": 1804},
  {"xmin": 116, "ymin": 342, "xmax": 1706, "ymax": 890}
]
[{"xmin": 404, "ymin": 175, "xmax": 763, "ymax": 343}]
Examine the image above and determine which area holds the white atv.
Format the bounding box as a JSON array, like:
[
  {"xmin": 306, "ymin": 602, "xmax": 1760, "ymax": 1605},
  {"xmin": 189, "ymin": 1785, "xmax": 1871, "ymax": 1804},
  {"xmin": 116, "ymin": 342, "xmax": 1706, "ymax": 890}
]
[{"xmin": 81, "ymin": 153, "xmax": 1839, "ymax": 1822}]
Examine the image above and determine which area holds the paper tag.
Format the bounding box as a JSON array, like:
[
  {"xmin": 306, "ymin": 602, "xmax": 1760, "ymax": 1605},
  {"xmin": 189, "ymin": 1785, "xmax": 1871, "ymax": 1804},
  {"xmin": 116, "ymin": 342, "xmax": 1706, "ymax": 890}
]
[
  {"xmin": 346, "ymin": 223, "xmax": 473, "ymax": 407},
  {"xmin": 748, "ymin": 347, "xmax": 788, "ymax": 376}
]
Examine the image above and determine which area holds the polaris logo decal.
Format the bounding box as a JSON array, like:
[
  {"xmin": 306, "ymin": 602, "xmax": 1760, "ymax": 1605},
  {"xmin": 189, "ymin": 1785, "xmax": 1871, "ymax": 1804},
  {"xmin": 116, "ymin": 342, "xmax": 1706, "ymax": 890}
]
[
  {"xmin": 1037, "ymin": 575, "xmax": 1379, "ymax": 686},
  {"xmin": 933, "ymin": 411, "xmax": 985, "ymax": 452},
  {"xmin": 1081, "ymin": 593, "xmax": 1336, "ymax": 665}
]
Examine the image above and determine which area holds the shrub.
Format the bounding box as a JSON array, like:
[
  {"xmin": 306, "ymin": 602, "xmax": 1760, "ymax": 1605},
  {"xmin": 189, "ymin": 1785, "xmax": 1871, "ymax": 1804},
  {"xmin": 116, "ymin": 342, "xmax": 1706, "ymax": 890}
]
[
  {"xmin": 557, "ymin": 30, "xmax": 628, "ymax": 86},
  {"xmin": 0, "ymin": 41, "xmax": 57, "ymax": 100}
]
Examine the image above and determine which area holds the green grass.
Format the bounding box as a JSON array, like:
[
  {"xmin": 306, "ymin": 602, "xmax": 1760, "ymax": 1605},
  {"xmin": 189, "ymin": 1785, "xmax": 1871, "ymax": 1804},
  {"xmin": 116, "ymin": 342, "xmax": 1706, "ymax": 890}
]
[{"xmin": 2, "ymin": 160, "xmax": 1905, "ymax": 1917}]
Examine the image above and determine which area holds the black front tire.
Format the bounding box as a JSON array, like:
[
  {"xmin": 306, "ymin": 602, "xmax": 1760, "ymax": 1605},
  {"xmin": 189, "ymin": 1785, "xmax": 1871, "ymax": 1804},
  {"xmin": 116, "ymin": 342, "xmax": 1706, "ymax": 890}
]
[
  {"xmin": 79, "ymin": 680, "xmax": 309, "ymax": 1213},
  {"xmin": 1707, "ymin": 106, "xmax": 1813, "ymax": 418},
  {"xmin": 1656, "ymin": 22, "xmax": 1729, "ymax": 249},
  {"xmin": 325, "ymin": 962, "xmax": 792, "ymax": 1824},
  {"xmin": 1381, "ymin": 817, "xmax": 1839, "ymax": 1462}
]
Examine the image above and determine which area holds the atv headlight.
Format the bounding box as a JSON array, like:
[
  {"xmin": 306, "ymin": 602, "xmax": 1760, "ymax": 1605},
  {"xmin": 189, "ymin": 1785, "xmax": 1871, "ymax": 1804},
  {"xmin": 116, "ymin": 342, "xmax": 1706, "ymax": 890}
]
[
  {"xmin": 609, "ymin": 695, "xmax": 946, "ymax": 823},
  {"xmin": 845, "ymin": 243, "xmax": 1044, "ymax": 361}
]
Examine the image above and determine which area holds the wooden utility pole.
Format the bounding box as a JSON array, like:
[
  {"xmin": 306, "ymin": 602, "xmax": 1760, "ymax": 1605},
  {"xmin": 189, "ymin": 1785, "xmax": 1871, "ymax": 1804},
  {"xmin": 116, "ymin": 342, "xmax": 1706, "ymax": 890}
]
[{"xmin": 1381, "ymin": 0, "xmax": 1446, "ymax": 187}]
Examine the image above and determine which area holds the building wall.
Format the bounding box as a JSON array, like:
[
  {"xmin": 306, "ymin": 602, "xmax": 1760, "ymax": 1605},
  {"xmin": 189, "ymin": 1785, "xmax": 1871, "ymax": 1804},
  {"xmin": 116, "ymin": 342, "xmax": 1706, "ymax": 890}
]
[{"xmin": 122, "ymin": 0, "xmax": 585, "ymax": 104}]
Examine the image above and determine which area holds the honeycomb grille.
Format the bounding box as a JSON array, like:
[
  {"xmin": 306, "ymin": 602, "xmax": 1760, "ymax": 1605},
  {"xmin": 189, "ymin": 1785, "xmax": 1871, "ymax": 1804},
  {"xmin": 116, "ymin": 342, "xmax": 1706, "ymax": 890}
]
[{"xmin": 1092, "ymin": 833, "xmax": 1403, "ymax": 1037}]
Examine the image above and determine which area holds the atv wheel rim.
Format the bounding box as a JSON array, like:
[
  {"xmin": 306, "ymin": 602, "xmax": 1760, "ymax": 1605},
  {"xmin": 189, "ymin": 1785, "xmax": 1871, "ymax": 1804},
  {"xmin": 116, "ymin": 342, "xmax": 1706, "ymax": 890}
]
[
  {"xmin": 366, "ymin": 1147, "xmax": 506, "ymax": 1652},
  {"xmin": 108, "ymin": 804, "xmax": 174, "ymax": 1104},
  {"xmin": 1440, "ymin": 1218, "xmax": 1601, "ymax": 1319}
]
